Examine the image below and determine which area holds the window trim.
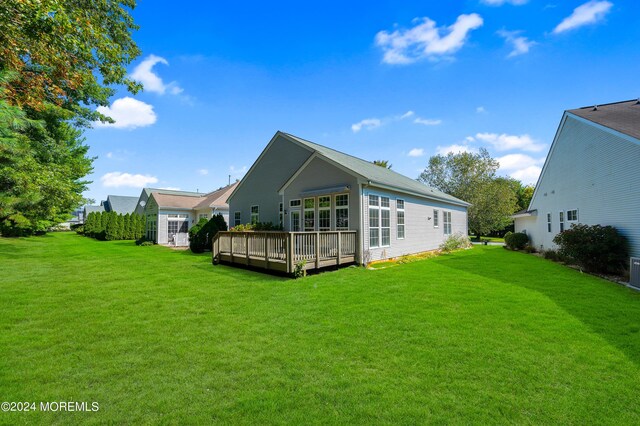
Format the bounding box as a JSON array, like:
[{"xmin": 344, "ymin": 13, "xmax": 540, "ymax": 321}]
[
  {"xmin": 335, "ymin": 193, "xmax": 349, "ymax": 230},
  {"xmin": 443, "ymin": 211, "xmax": 452, "ymax": 235},
  {"xmin": 559, "ymin": 211, "xmax": 565, "ymax": 232},
  {"xmin": 368, "ymin": 194, "xmax": 391, "ymax": 248},
  {"xmin": 318, "ymin": 196, "xmax": 331, "ymax": 231},
  {"xmin": 234, "ymin": 211, "xmax": 241, "ymax": 227},
  {"xmin": 250, "ymin": 205, "xmax": 259, "ymax": 225},
  {"xmin": 547, "ymin": 212, "xmax": 552, "ymax": 233},
  {"xmin": 566, "ymin": 209, "xmax": 579, "ymax": 222},
  {"xmin": 304, "ymin": 197, "xmax": 315, "ymax": 232},
  {"xmin": 396, "ymin": 199, "xmax": 405, "ymax": 240},
  {"xmin": 433, "ymin": 209, "xmax": 439, "ymax": 228}
]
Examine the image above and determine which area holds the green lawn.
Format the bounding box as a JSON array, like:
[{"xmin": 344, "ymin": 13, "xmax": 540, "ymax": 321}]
[{"xmin": 1, "ymin": 233, "xmax": 640, "ymax": 424}]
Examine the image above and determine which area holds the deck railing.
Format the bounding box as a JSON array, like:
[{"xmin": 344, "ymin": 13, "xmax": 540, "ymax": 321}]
[{"xmin": 212, "ymin": 231, "xmax": 358, "ymax": 273}]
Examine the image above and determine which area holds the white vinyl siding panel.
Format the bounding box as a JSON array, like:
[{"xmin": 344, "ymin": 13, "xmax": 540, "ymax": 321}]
[{"xmin": 516, "ymin": 115, "xmax": 640, "ymax": 255}]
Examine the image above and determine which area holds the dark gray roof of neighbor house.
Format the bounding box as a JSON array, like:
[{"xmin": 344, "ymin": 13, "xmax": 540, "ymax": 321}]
[
  {"xmin": 283, "ymin": 132, "xmax": 470, "ymax": 207},
  {"xmin": 105, "ymin": 195, "xmax": 139, "ymax": 214},
  {"xmin": 84, "ymin": 205, "xmax": 104, "ymax": 214},
  {"xmin": 568, "ymin": 99, "xmax": 640, "ymax": 141}
]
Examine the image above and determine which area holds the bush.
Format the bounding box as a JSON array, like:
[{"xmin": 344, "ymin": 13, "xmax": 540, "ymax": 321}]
[
  {"xmin": 553, "ymin": 224, "xmax": 629, "ymax": 274},
  {"xmin": 190, "ymin": 214, "xmax": 228, "ymax": 253},
  {"xmin": 439, "ymin": 233, "xmax": 472, "ymax": 253},
  {"xmin": 74, "ymin": 225, "xmax": 85, "ymax": 235},
  {"xmin": 230, "ymin": 222, "xmax": 283, "ymax": 232},
  {"xmin": 505, "ymin": 232, "xmax": 529, "ymax": 250},
  {"xmin": 135, "ymin": 237, "xmax": 153, "ymax": 246}
]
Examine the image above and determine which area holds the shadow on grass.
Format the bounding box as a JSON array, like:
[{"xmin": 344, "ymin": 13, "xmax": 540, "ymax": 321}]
[{"xmin": 434, "ymin": 247, "xmax": 640, "ymax": 366}]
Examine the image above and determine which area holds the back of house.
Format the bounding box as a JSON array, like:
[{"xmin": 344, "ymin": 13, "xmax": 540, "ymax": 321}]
[{"xmin": 228, "ymin": 131, "xmax": 469, "ymax": 264}]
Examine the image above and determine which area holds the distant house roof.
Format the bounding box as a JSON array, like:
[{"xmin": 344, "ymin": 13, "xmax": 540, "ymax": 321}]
[
  {"xmin": 282, "ymin": 132, "xmax": 470, "ymax": 207},
  {"xmin": 142, "ymin": 188, "xmax": 202, "ymax": 197},
  {"xmin": 568, "ymin": 99, "xmax": 640, "ymax": 141},
  {"xmin": 151, "ymin": 193, "xmax": 204, "ymax": 210},
  {"xmin": 194, "ymin": 182, "xmax": 238, "ymax": 210},
  {"xmin": 105, "ymin": 195, "xmax": 139, "ymax": 214},
  {"xmin": 84, "ymin": 205, "xmax": 104, "ymax": 214}
]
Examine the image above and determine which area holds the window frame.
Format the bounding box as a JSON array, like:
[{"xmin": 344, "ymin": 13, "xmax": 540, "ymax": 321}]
[
  {"xmin": 250, "ymin": 205, "xmax": 259, "ymax": 225},
  {"xmin": 380, "ymin": 197, "xmax": 390, "ymax": 247},
  {"xmin": 234, "ymin": 211, "xmax": 241, "ymax": 227},
  {"xmin": 396, "ymin": 199, "xmax": 405, "ymax": 240},
  {"xmin": 335, "ymin": 193, "xmax": 349, "ymax": 230},
  {"xmin": 304, "ymin": 197, "xmax": 315, "ymax": 231},
  {"xmin": 318, "ymin": 196, "xmax": 331, "ymax": 231},
  {"xmin": 433, "ymin": 209, "xmax": 439, "ymax": 228},
  {"xmin": 559, "ymin": 211, "xmax": 565, "ymax": 232},
  {"xmin": 443, "ymin": 211, "xmax": 452, "ymax": 235},
  {"xmin": 567, "ymin": 209, "xmax": 579, "ymax": 222},
  {"xmin": 547, "ymin": 212, "xmax": 552, "ymax": 233}
]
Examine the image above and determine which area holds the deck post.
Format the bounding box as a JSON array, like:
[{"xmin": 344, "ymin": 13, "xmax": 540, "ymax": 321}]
[
  {"xmin": 287, "ymin": 233, "xmax": 294, "ymax": 273},
  {"xmin": 337, "ymin": 231, "xmax": 342, "ymax": 266},
  {"xmin": 230, "ymin": 233, "xmax": 234, "ymax": 263},
  {"xmin": 245, "ymin": 233, "xmax": 250, "ymax": 265},
  {"xmin": 315, "ymin": 232, "xmax": 320, "ymax": 269},
  {"xmin": 264, "ymin": 233, "xmax": 269, "ymax": 269}
]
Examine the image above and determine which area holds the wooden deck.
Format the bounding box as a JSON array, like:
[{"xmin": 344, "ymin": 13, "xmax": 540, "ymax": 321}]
[{"xmin": 212, "ymin": 231, "xmax": 358, "ymax": 273}]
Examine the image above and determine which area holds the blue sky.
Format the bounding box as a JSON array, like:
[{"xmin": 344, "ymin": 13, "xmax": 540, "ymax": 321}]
[{"xmin": 84, "ymin": 0, "xmax": 639, "ymax": 204}]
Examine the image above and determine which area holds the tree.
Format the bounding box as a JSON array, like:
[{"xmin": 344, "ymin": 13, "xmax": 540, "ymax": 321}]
[
  {"xmin": 373, "ymin": 160, "xmax": 392, "ymax": 169},
  {"xmin": 418, "ymin": 148, "xmax": 518, "ymax": 237},
  {"xmin": 0, "ymin": 1, "xmax": 141, "ymax": 235}
]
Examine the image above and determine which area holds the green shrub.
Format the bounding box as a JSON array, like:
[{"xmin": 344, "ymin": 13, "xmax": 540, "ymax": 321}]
[
  {"xmin": 439, "ymin": 233, "xmax": 472, "ymax": 253},
  {"xmin": 505, "ymin": 232, "xmax": 529, "ymax": 250},
  {"xmin": 74, "ymin": 225, "xmax": 84, "ymax": 234},
  {"xmin": 293, "ymin": 260, "xmax": 307, "ymax": 278},
  {"xmin": 552, "ymin": 224, "xmax": 629, "ymax": 274},
  {"xmin": 135, "ymin": 237, "xmax": 153, "ymax": 246},
  {"xmin": 190, "ymin": 214, "xmax": 228, "ymax": 253},
  {"xmin": 231, "ymin": 222, "xmax": 283, "ymax": 232},
  {"xmin": 189, "ymin": 218, "xmax": 209, "ymax": 253}
]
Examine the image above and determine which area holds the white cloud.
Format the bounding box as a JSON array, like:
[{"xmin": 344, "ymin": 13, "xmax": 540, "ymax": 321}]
[
  {"xmin": 351, "ymin": 118, "xmax": 382, "ymax": 133},
  {"xmin": 375, "ymin": 14, "xmax": 483, "ymax": 64},
  {"xmin": 510, "ymin": 166, "xmax": 542, "ymax": 185},
  {"xmin": 414, "ymin": 117, "xmax": 442, "ymax": 126},
  {"xmin": 95, "ymin": 97, "xmax": 157, "ymax": 130},
  {"xmin": 476, "ymin": 106, "xmax": 487, "ymax": 114},
  {"xmin": 475, "ymin": 132, "xmax": 546, "ymax": 152},
  {"xmin": 106, "ymin": 152, "xmax": 113, "ymax": 159},
  {"xmin": 130, "ymin": 54, "xmax": 183, "ymax": 95},
  {"xmin": 229, "ymin": 165, "xmax": 248, "ymax": 177},
  {"xmin": 436, "ymin": 144, "xmax": 478, "ymax": 155},
  {"xmin": 400, "ymin": 111, "xmax": 415, "ymax": 119},
  {"xmin": 496, "ymin": 153, "xmax": 545, "ymax": 171},
  {"xmin": 100, "ymin": 172, "xmax": 158, "ymax": 188},
  {"xmin": 197, "ymin": 169, "xmax": 209, "ymax": 176},
  {"xmin": 408, "ymin": 148, "xmax": 425, "ymax": 157},
  {"xmin": 482, "ymin": 0, "xmax": 528, "ymax": 5},
  {"xmin": 497, "ymin": 30, "xmax": 537, "ymax": 57},
  {"xmin": 553, "ymin": 1, "xmax": 612, "ymax": 34}
]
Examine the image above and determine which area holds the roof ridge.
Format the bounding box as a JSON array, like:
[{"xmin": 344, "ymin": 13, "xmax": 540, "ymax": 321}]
[{"xmin": 571, "ymin": 99, "xmax": 639, "ymax": 111}]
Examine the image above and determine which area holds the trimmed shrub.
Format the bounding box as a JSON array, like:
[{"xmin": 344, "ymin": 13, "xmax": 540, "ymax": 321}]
[
  {"xmin": 505, "ymin": 232, "xmax": 529, "ymax": 250},
  {"xmin": 439, "ymin": 233, "xmax": 472, "ymax": 253},
  {"xmin": 553, "ymin": 224, "xmax": 629, "ymax": 274},
  {"xmin": 190, "ymin": 214, "xmax": 228, "ymax": 253},
  {"xmin": 189, "ymin": 218, "xmax": 209, "ymax": 253}
]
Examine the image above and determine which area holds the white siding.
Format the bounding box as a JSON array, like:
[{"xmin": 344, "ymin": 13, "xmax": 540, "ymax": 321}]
[
  {"xmin": 517, "ymin": 114, "xmax": 640, "ymax": 256},
  {"xmin": 362, "ymin": 187, "xmax": 468, "ymax": 262}
]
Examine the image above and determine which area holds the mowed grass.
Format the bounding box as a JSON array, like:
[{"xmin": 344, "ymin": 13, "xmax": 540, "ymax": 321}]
[{"xmin": 1, "ymin": 233, "xmax": 640, "ymax": 424}]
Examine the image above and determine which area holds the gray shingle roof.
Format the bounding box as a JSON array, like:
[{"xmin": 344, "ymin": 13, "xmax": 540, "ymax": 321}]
[
  {"xmin": 283, "ymin": 132, "xmax": 470, "ymax": 206},
  {"xmin": 143, "ymin": 188, "xmax": 202, "ymax": 197},
  {"xmin": 568, "ymin": 99, "xmax": 640, "ymax": 141},
  {"xmin": 84, "ymin": 205, "xmax": 104, "ymax": 214},
  {"xmin": 105, "ymin": 195, "xmax": 139, "ymax": 214}
]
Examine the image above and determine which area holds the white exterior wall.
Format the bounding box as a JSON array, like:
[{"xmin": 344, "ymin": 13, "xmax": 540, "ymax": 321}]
[
  {"xmin": 362, "ymin": 186, "xmax": 468, "ymax": 262},
  {"xmin": 517, "ymin": 114, "xmax": 640, "ymax": 256}
]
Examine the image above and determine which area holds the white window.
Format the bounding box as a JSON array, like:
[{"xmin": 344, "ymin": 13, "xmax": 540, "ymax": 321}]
[
  {"xmin": 279, "ymin": 202, "xmax": 283, "ymax": 228},
  {"xmin": 397, "ymin": 199, "xmax": 405, "ymax": 239},
  {"xmin": 290, "ymin": 199, "xmax": 301, "ymax": 207},
  {"xmin": 168, "ymin": 220, "xmax": 188, "ymax": 234},
  {"xmin": 369, "ymin": 195, "xmax": 379, "ymax": 248},
  {"xmin": 433, "ymin": 209, "xmax": 439, "ymax": 228},
  {"xmin": 547, "ymin": 213, "xmax": 552, "ymax": 232},
  {"xmin": 146, "ymin": 215, "xmax": 157, "ymax": 241},
  {"xmin": 335, "ymin": 194, "xmax": 349, "ymax": 230},
  {"xmin": 304, "ymin": 198, "xmax": 315, "ymax": 231},
  {"xmin": 443, "ymin": 211, "xmax": 452, "ymax": 235},
  {"xmin": 198, "ymin": 213, "xmax": 208, "ymax": 221},
  {"xmin": 567, "ymin": 209, "xmax": 578, "ymax": 222},
  {"xmin": 291, "ymin": 210, "xmax": 301, "ymax": 232},
  {"xmin": 250, "ymin": 205, "xmax": 259, "ymax": 225},
  {"xmin": 559, "ymin": 211, "xmax": 565, "ymax": 232},
  {"xmin": 234, "ymin": 211, "xmax": 241, "ymax": 226},
  {"xmin": 168, "ymin": 213, "xmax": 188, "ymax": 218},
  {"xmin": 318, "ymin": 196, "xmax": 331, "ymax": 230},
  {"xmin": 368, "ymin": 195, "xmax": 390, "ymax": 247}
]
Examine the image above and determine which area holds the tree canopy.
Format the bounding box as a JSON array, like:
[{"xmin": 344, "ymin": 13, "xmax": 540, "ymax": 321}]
[
  {"xmin": 372, "ymin": 160, "xmax": 392, "ymax": 169},
  {"xmin": 418, "ymin": 149, "xmax": 519, "ymax": 237},
  {"xmin": 0, "ymin": 1, "xmax": 141, "ymax": 236}
]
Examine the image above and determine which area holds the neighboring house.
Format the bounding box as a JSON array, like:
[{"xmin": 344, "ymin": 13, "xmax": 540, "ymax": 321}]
[
  {"xmin": 143, "ymin": 183, "xmax": 238, "ymax": 246},
  {"xmin": 101, "ymin": 195, "xmax": 139, "ymax": 215},
  {"xmin": 83, "ymin": 205, "xmax": 105, "ymax": 222},
  {"xmin": 134, "ymin": 188, "xmax": 202, "ymax": 216},
  {"xmin": 227, "ymin": 131, "xmax": 469, "ymax": 264},
  {"xmin": 513, "ymin": 99, "xmax": 640, "ymax": 257}
]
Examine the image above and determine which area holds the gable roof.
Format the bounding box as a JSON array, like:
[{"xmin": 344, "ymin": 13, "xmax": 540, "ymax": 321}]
[
  {"xmin": 568, "ymin": 99, "xmax": 640, "ymax": 141},
  {"xmin": 84, "ymin": 205, "xmax": 104, "ymax": 214},
  {"xmin": 282, "ymin": 132, "xmax": 469, "ymax": 206},
  {"xmin": 105, "ymin": 195, "xmax": 139, "ymax": 214},
  {"xmin": 150, "ymin": 193, "xmax": 203, "ymax": 210},
  {"xmin": 142, "ymin": 188, "xmax": 202, "ymax": 197},
  {"xmin": 194, "ymin": 182, "xmax": 238, "ymax": 210}
]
